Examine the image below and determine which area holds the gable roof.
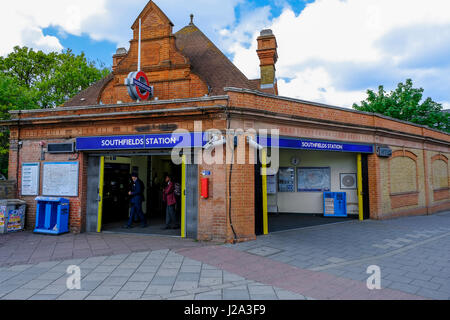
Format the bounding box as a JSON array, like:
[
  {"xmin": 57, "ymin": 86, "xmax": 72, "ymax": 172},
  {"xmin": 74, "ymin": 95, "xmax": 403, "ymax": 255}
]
[
  {"xmin": 64, "ymin": 73, "xmax": 113, "ymax": 107},
  {"xmin": 175, "ymin": 23, "xmax": 256, "ymax": 95},
  {"xmin": 63, "ymin": 22, "xmax": 258, "ymax": 107},
  {"xmin": 131, "ymin": 0, "xmax": 174, "ymax": 29}
]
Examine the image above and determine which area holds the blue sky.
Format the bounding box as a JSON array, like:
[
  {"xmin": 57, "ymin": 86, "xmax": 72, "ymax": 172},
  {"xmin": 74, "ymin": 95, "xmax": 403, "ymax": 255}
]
[
  {"xmin": 2, "ymin": 0, "xmax": 450, "ymax": 109},
  {"xmin": 41, "ymin": 0, "xmax": 313, "ymax": 68},
  {"xmin": 42, "ymin": 26, "xmax": 117, "ymax": 68}
]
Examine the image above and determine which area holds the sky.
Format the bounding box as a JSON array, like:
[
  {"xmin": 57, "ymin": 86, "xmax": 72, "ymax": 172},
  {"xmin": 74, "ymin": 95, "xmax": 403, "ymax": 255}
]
[{"xmin": 1, "ymin": 0, "xmax": 450, "ymax": 109}]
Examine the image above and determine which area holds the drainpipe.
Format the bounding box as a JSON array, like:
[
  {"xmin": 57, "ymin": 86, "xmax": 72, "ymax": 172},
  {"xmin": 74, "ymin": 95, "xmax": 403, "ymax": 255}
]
[
  {"xmin": 15, "ymin": 111, "xmax": 21, "ymax": 198},
  {"xmin": 225, "ymin": 106, "xmax": 237, "ymax": 244}
]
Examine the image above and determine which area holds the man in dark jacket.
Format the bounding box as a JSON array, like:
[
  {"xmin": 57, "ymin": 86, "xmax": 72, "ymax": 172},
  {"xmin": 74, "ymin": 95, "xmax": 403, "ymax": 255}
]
[
  {"xmin": 123, "ymin": 172, "xmax": 147, "ymax": 228},
  {"xmin": 162, "ymin": 175, "xmax": 179, "ymax": 230}
]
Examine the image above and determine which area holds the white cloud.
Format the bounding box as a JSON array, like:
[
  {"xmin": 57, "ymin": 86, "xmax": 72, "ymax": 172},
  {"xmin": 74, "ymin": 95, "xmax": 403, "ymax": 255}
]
[
  {"xmin": 277, "ymin": 67, "xmax": 366, "ymax": 107},
  {"xmin": 226, "ymin": 0, "xmax": 450, "ymax": 107},
  {"xmin": 0, "ymin": 0, "xmax": 108, "ymax": 54},
  {"xmin": 2, "ymin": 0, "xmax": 449, "ymax": 109},
  {"xmin": 0, "ymin": 0, "xmax": 241, "ymax": 55}
]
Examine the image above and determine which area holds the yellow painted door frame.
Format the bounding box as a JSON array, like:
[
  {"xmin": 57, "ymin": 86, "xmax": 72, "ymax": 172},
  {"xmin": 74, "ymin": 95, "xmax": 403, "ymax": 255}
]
[
  {"xmin": 97, "ymin": 156, "xmax": 105, "ymax": 233},
  {"xmin": 262, "ymin": 148, "xmax": 269, "ymax": 235},
  {"xmin": 181, "ymin": 155, "xmax": 186, "ymax": 238},
  {"xmin": 357, "ymin": 153, "xmax": 364, "ymax": 221}
]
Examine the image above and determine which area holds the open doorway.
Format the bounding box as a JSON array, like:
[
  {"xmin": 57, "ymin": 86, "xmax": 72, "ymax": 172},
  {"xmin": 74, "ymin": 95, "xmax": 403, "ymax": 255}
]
[
  {"xmin": 100, "ymin": 155, "xmax": 182, "ymax": 236},
  {"xmin": 255, "ymin": 149, "xmax": 370, "ymax": 235}
]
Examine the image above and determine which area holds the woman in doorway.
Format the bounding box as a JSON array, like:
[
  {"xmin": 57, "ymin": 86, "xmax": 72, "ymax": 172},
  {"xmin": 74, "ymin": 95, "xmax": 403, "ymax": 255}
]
[{"xmin": 162, "ymin": 175, "xmax": 179, "ymax": 230}]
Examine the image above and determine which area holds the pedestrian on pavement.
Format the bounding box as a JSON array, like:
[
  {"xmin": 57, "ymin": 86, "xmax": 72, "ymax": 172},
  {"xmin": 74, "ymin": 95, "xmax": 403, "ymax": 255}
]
[
  {"xmin": 123, "ymin": 172, "xmax": 147, "ymax": 229},
  {"xmin": 162, "ymin": 174, "xmax": 179, "ymax": 230}
]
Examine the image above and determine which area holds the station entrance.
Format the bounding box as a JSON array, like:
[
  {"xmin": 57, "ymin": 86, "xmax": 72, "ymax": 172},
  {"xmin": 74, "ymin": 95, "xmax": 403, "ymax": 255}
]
[
  {"xmin": 255, "ymin": 147, "xmax": 371, "ymax": 235},
  {"xmin": 86, "ymin": 152, "xmax": 198, "ymax": 238}
]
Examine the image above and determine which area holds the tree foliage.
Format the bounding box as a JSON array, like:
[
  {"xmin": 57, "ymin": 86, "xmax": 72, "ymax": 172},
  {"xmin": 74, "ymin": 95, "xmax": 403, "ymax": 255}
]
[
  {"xmin": 0, "ymin": 46, "xmax": 110, "ymax": 176},
  {"xmin": 353, "ymin": 79, "xmax": 449, "ymax": 132},
  {"xmin": 0, "ymin": 73, "xmax": 39, "ymax": 176},
  {"xmin": 0, "ymin": 46, "xmax": 110, "ymax": 108}
]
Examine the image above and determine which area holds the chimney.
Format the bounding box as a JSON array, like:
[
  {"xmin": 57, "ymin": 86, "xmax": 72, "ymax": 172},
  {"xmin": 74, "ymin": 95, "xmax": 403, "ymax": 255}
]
[
  {"xmin": 257, "ymin": 29, "xmax": 278, "ymax": 93},
  {"xmin": 112, "ymin": 47, "xmax": 128, "ymax": 72}
]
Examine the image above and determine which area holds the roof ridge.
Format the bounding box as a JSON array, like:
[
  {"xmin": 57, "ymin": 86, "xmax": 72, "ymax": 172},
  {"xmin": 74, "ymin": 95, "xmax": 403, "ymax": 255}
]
[
  {"xmin": 175, "ymin": 24, "xmax": 252, "ymax": 84},
  {"xmin": 63, "ymin": 73, "xmax": 113, "ymax": 107}
]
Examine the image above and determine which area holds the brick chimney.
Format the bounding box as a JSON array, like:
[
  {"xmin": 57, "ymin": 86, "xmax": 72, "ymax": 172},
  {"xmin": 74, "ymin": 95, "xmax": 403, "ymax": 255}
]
[
  {"xmin": 112, "ymin": 47, "xmax": 128, "ymax": 72},
  {"xmin": 257, "ymin": 29, "xmax": 278, "ymax": 94}
]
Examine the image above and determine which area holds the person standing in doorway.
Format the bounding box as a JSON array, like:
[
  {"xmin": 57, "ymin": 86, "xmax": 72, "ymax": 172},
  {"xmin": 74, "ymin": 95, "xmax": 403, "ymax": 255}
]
[
  {"xmin": 123, "ymin": 172, "xmax": 147, "ymax": 228},
  {"xmin": 162, "ymin": 175, "xmax": 179, "ymax": 229}
]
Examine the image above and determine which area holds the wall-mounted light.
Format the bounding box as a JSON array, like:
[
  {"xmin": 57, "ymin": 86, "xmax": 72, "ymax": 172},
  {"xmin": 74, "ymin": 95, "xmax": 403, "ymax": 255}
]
[{"xmin": 39, "ymin": 141, "xmax": 46, "ymax": 160}]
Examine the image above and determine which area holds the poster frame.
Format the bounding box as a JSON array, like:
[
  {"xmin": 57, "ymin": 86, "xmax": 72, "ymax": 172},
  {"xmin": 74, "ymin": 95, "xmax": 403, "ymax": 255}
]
[
  {"xmin": 42, "ymin": 162, "xmax": 79, "ymax": 197},
  {"xmin": 21, "ymin": 162, "xmax": 40, "ymax": 196}
]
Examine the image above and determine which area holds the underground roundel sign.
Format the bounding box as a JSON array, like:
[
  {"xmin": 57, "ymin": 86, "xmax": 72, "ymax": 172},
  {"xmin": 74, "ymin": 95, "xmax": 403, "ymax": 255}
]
[{"xmin": 125, "ymin": 71, "xmax": 154, "ymax": 101}]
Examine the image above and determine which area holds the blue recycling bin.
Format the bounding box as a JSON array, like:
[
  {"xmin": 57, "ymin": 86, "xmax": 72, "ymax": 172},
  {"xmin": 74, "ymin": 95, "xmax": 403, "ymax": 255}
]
[
  {"xmin": 34, "ymin": 197, "xmax": 70, "ymax": 235},
  {"xmin": 323, "ymin": 192, "xmax": 347, "ymax": 217}
]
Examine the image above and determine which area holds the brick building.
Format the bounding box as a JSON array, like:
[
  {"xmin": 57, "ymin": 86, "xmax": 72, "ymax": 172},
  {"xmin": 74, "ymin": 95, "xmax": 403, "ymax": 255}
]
[{"xmin": 3, "ymin": 1, "xmax": 450, "ymax": 243}]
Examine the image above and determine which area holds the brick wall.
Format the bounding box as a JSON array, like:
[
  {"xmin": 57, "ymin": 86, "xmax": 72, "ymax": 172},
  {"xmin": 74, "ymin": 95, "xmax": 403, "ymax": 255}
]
[
  {"xmin": 226, "ymin": 89, "xmax": 450, "ymax": 144},
  {"xmin": 374, "ymin": 147, "xmax": 450, "ymax": 219},
  {"xmin": 196, "ymin": 134, "xmax": 256, "ymax": 243},
  {"xmin": 0, "ymin": 181, "xmax": 16, "ymax": 199},
  {"xmin": 8, "ymin": 138, "xmax": 84, "ymax": 232},
  {"xmin": 98, "ymin": 1, "xmax": 209, "ymax": 105}
]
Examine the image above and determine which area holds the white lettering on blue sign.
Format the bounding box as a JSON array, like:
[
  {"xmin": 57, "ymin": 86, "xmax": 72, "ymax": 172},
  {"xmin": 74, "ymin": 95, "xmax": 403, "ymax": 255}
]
[
  {"xmin": 301, "ymin": 141, "xmax": 343, "ymax": 150},
  {"xmin": 145, "ymin": 137, "xmax": 178, "ymax": 145},
  {"xmin": 101, "ymin": 138, "xmax": 144, "ymax": 147}
]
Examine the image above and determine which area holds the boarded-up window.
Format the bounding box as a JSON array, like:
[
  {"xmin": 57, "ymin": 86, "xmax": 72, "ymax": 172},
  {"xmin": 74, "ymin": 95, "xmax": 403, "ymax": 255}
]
[
  {"xmin": 432, "ymin": 160, "xmax": 449, "ymax": 190},
  {"xmin": 390, "ymin": 156, "xmax": 417, "ymax": 194}
]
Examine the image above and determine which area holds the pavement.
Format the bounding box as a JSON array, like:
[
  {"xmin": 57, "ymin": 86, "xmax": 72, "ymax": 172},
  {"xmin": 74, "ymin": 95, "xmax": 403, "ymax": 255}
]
[{"xmin": 0, "ymin": 211, "xmax": 449, "ymax": 300}]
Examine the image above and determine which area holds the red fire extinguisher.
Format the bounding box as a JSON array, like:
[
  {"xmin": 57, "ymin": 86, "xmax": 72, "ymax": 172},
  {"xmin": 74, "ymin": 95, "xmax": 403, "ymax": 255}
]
[{"xmin": 201, "ymin": 177, "xmax": 209, "ymax": 199}]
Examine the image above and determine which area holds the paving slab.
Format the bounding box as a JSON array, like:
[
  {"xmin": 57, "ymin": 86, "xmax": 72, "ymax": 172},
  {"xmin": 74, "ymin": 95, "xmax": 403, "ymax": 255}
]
[{"xmin": 2, "ymin": 211, "xmax": 450, "ymax": 300}]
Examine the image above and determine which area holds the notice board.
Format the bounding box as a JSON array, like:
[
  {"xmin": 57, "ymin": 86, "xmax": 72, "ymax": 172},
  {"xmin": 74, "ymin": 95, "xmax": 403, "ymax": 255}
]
[
  {"xmin": 42, "ymin": 162, "xmax": 79, "ymax": 197},
  {"xmin": 266, "ymin": 175, "xmax": 277, "ymax": 194},
  {"xmin": 278, "ymin": 167, "xmax": 295, "ymax": 192},
  {"xmin": 21, "ymin": 163, "xmax": 40, "ymax": 196}
]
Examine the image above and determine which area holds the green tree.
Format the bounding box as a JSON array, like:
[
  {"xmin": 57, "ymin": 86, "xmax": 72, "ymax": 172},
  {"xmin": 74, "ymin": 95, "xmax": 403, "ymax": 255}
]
[
  {"xmin": 0, "ymin": 46, "xmax": 58, "ymax": 88},
  {"xmin": 353, "ymin": 79, "xmax": 449, "ymax": 132},
  {"xmin": 0, "ymin": 46, "xmax": 110, "ymax": 108},
  {"xmin": 0, "ymin": 73, "xmax": 39, "ymax": 176},
  {"xmin": 0, "ymin": 46, "xmax": 111, "ymax": 176},
  {"xmin": 36, "ymin": 49, "xmax": 110, "ymax": 108}
]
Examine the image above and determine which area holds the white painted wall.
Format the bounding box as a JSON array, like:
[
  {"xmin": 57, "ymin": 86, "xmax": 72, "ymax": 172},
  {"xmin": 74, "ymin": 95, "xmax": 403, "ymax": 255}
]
[{"xmin": 268, "ymin": 149, "xmax": 359, "ymax": 215}]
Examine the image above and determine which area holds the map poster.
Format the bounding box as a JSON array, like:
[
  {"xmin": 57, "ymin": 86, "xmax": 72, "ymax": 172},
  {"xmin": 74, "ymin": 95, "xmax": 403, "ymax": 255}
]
[
  {"xmin": 21, "ymin": 163, "xmax": 40, "ymax": 196},
  {"xmin": 298, "ymin": 167, "xmax": 331, "ymax": 192},
  {"xmin": 42, "ymin": 162, "xmax": 79, "ymax": 197}
]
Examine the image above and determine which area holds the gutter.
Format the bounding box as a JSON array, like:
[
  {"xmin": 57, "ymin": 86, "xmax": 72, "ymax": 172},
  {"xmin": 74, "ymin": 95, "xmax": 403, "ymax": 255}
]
[{"xmin": 0, "ymin": 105, "xmax": 228, "ymax": 125}]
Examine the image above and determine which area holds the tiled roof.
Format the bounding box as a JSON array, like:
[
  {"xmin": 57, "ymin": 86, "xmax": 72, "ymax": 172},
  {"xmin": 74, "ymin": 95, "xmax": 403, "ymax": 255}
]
[
  {"xmin": 64, "ymin": 73, "xmax": 114, "ymax": 107},
  {"xmin": 63, "ymin": 23, "xmax": 258, "ymax": 107},
  {"xmin": 175, "ymin": 23, "xmax": 256, "ymax": 95}
]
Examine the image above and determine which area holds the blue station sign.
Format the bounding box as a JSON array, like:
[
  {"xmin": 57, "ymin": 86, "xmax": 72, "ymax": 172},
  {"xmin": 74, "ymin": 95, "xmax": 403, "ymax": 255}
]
[
  {"xmin": 76, "ymin": 133, "xmax": 373, "ymax": 154},
  {"xmin": 258, "ymin": 137, "xmax": 374, "ymax": 153},
  {"xmin": 76, "ymin": 133, "xmax": 205, "ymax": 151}
]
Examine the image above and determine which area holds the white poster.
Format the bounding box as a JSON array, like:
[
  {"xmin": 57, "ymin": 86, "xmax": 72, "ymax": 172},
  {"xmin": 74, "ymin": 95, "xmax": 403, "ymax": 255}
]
[
  {"xmin": 21, "ymin": 163, "xmax": 40, "ymax": 196},
  {"xmin": 266, "ymin": 175, "xmax": 277, "ymax": 194},
  {"xmin": 43, "ymin": 162, "xmax": 79, "ymax": 197}
]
